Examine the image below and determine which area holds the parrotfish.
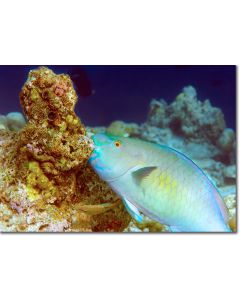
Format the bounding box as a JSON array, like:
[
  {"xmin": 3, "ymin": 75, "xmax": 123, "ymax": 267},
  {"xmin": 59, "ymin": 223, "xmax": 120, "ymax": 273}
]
[{"xmin": 89, "ymin": 133, "xmax": 231, "ymax": 232}]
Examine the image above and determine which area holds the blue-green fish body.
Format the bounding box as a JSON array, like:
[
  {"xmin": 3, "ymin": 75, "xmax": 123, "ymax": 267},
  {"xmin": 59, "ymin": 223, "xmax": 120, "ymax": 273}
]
[{"xmin": 89, "ymin": 133, "xmax": 230, "ymax": 232}]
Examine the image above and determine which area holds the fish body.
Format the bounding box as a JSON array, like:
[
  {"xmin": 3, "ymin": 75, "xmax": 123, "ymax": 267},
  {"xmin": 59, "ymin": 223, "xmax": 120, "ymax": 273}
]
[{"xmin": 89, "ymin": 133, "xmax": 230, "ymax": 232}]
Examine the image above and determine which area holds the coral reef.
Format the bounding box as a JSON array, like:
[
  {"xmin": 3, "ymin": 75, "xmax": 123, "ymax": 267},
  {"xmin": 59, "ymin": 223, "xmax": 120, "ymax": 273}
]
[
  {"xmin": 0, "ymin": 75, "xmax": 236, "ymax": 233},
  {"xmin": 107, "ymin": 86, "xmax": 236, "ymax": 232},
  {"xmin": 0, "ymin": 67, "xmax": 130, "ymax": 232}
]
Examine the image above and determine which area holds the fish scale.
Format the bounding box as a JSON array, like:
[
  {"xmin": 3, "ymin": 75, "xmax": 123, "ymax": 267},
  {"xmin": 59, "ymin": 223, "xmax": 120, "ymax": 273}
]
[{"xmin": 89, "ymin": 133, "xmax": 231, "ymax": 232}]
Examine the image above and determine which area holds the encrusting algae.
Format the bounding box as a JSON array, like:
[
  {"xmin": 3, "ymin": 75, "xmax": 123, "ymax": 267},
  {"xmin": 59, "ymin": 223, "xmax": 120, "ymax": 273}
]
[{"xmin": 0, "ymin": 67, "xmax": 130, "ymax": 232}]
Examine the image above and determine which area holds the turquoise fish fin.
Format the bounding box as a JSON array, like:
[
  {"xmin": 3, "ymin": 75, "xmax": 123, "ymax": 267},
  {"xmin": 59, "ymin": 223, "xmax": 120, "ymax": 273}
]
[
  {"xmin": 132, "ymin": 166, "xmax": 157, "ymax": 185},
  {"xmin": 122, "ymin": 198, "xmax": 143, "ymax": 223}
]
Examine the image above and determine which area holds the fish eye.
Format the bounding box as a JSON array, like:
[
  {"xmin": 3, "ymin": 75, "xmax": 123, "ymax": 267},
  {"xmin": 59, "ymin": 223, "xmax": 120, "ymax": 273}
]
[{"xmin": 114, "ymin": 141, "xmax": 121, "ymax": 148}]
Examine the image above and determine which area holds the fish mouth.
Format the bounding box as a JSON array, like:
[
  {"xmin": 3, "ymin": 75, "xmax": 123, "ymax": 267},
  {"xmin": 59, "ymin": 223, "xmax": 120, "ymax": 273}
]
[
  {"xmin": 89, "ymin": 152, "xmax": 98, "ymax": 164},
  {"xmin": 105, "ymin": 165, "xmax": 137, "ymax": 183},
  {"xmin": 88, "ymin": 147, "xmax": 101, "ymax": 164}
]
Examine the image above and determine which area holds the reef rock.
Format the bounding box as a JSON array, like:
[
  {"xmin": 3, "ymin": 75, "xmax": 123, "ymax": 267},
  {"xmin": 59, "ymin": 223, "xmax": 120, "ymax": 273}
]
[
  {"xmin": 0, "ymin": 67, "xmax": 130, "ymax": 232},
  {"xmin": 147, "ymin": 86, "xmax": 226, "ymax": 142}
]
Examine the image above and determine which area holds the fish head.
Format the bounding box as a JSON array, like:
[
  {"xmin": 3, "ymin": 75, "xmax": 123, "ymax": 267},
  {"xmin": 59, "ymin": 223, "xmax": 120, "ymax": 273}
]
[{"xmin": 89, "ymin": 133, "xmax": 143, "ymax": 181}]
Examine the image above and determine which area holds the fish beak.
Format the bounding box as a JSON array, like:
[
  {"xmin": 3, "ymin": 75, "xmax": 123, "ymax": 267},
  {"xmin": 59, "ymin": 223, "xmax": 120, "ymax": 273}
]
[
  {"xmin": 89, "ymin": 146, "xmax": 101, "ymax": 164},
  {"xmin": 89, "ymin": 153, "xmax": 97, "ymax": 164}
]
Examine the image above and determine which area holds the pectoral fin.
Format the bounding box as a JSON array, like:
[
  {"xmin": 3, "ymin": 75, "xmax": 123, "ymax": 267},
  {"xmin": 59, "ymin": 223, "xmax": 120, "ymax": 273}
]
[
  {"xmin": 122, "ymin": 198, "xmax": 143, "ymax": 223},
  {"xmin": 132, "ymin": 166, "xmax": 157, "ymax": 185}
]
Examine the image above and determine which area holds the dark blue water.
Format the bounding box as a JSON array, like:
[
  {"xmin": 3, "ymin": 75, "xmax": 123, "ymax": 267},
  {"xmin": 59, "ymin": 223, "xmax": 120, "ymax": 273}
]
[{"xmin": 0, "ymin": 65, "xmax": 236, "ymax": 129}]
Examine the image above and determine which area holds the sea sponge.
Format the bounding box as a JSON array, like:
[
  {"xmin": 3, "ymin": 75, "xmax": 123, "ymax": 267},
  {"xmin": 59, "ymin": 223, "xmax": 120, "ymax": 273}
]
[{"xmin": 0, "ymin": 67, "xmax": 130, "ymax": 232}]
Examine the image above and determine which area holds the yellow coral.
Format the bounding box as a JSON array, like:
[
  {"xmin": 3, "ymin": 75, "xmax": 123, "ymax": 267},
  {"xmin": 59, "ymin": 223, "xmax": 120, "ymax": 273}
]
[{"xmin": 26, "ymin": 161, "xmax": 57, "ymax": 202}]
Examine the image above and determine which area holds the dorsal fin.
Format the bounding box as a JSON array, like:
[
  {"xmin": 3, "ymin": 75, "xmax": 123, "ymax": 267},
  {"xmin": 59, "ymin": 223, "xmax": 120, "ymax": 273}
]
[{"xmin": 132, "ymin": 166, "xmax": 157, "ymax": 185}]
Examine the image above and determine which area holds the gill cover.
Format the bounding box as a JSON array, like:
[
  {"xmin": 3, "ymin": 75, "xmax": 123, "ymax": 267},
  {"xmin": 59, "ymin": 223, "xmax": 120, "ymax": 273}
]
[{"xmin": 89, "ymin": 133, "xmax": 139, "ymax": 182}]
